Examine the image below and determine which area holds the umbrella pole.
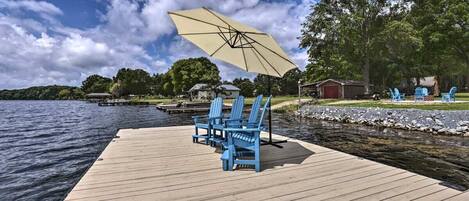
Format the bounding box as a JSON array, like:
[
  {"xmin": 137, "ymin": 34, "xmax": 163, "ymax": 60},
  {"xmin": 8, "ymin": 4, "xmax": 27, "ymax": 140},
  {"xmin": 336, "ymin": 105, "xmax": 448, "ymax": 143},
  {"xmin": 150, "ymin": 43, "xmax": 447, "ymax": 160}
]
[{"xmin": 261, "ymin": 76, "xmax": 287, "ymax": 148}]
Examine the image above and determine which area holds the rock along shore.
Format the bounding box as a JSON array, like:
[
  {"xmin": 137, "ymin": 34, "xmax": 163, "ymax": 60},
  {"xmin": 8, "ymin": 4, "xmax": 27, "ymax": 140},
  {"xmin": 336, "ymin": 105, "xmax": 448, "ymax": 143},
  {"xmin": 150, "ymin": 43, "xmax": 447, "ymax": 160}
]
[{"xmin": 298, "ymin": 105, "xmax": 469, "ymax": 136}]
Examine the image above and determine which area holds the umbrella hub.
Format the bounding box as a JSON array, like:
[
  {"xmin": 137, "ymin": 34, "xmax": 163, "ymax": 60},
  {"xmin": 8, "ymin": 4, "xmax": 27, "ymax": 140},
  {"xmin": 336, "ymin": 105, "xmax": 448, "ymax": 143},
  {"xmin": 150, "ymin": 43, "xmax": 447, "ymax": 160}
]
[{"xmin": 219, "ymin": 28, "xmax": 255, "ymax": 49}]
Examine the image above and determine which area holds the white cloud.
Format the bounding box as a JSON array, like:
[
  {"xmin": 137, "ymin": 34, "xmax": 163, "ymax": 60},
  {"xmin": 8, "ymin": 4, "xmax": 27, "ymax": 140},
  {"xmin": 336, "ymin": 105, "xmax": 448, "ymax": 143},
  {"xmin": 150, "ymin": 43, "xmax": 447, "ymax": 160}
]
[
  {"xmin": 0, "ymin": 0, "xmax": 63, "ymax": 16},
  {"xmin": 0, "ymin": 0, "xmax": 312, "ymax": 89}
]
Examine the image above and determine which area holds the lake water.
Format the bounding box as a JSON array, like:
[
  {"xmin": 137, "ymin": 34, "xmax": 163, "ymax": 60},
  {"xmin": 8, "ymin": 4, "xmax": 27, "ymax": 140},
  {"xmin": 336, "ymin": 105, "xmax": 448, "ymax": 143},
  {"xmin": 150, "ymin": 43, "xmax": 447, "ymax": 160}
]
[{"xmin": 0, "ymin": 100, "xmax": 468, "ymax": 200}]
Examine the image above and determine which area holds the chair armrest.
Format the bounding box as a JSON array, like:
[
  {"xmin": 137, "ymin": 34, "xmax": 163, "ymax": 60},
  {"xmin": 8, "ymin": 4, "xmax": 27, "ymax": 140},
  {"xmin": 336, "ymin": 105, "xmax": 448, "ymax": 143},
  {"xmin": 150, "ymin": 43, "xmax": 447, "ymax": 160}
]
[
  {"xmin": 192, "ymin": 115, "xmax": 209, "ymax": 119},
  {"xmin": 192, "ymin": 115, "xmax": 209, "ymax": 124},
  {"xmin": 224, "ymin": 118, "xmax": 243, "ymax": 122},
  {"xmin": 223, "ymin": 118, "xmax": 243, "ymax": 128},
  {"xmin": 207, "ymin": 115, "xmax": 224, "ymax": 124},
  {"xmin": 208, "ymin": 115, "xmax": 224, "ymax": 120},
  {"xmin": 224, "ymin": 128, "xmax": 260, "ymax": 132}
]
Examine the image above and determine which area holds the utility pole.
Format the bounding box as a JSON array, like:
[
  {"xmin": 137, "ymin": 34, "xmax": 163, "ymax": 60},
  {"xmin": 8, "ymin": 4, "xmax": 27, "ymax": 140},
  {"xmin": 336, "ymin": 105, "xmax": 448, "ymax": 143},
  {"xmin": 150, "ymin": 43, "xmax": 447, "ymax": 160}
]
[{"xmin": 298, "ymin": 79, "xmax": 303, "ymax": 111}]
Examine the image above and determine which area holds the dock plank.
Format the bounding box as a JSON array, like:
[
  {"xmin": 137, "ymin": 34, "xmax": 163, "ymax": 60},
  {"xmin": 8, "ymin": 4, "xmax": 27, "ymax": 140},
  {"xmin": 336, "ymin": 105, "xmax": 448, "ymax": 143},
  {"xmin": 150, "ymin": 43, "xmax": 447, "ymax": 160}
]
[{"xmin": 65, "ymin": 126, "xmax": 468, "ymax": 201}]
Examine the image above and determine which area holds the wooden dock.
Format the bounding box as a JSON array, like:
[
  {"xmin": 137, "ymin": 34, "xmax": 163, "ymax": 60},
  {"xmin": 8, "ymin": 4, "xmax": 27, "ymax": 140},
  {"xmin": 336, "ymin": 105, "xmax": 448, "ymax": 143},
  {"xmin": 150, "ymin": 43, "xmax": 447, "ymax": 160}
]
[
  {"xmin": 66, "ymin": 126, "xmax": 469, "ymax": 201},
  {"xmin": 98, "ymin": 101, "xmax": 149, "ymax": 106}
]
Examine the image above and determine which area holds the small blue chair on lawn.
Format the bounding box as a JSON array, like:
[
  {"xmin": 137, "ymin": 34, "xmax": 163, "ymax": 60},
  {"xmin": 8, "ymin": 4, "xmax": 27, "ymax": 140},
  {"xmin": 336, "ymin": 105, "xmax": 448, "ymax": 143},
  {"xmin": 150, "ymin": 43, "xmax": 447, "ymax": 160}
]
[
  {"xmin": 391, "ymin": 88, "xmax": 405, "ymax": 102},
  {"xmin": 221, "ymin": 95, "xmax": 271, "ymax": 172},
  {"xmin": 414, "ymin": 87, "xmax": 424, "ymax": 102},
  {"xmin": 209, "ymin": 96, "xmax": 245, "ymax": 146},
  {"xmin": 192, "ymin": 97, "xmax": 223, "ymax": 145},
  {"xmin": 422, "ymin": 87, "xmax": 429, "ymax": 97},
  {"xmin": 442, "ymin": 87, "xmax": 457, "ymax": 102}
]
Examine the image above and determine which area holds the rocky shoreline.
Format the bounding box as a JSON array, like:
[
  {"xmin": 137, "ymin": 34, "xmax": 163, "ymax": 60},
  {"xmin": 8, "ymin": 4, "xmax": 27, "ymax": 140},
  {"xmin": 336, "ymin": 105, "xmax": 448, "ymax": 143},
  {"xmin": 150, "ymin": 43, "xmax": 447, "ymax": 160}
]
[{"xmin": 298, "ymin": 105, "xmax": 469, "ymax": 136}]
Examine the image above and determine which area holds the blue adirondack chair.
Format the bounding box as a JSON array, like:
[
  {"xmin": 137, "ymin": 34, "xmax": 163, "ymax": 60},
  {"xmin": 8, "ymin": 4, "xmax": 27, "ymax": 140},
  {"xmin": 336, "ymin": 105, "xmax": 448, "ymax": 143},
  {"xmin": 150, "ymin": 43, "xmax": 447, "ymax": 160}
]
[
  {"xmin": 389, "ymin": 88, "xmax": 402, "ymax": 102},
  {"xmin": 422, "ymin": 87, "xmax": 429, "ymax": 96},
  {"xmin": 209, "ymin": 96, "xmax": 245, "ymax": 146},
  {"xmin": 221, "ymin": 95, "xmax": 271, "ymax": 172},
  {"xmin": 389, "ymin": 88, "xmax": 395, "ymax": 100},
  {"xmin": 393, "ymin": 88, "xmax": 405, "ymax": 101},
  {"xmin": 442, "ymin": 87, "xmax": 457, "ymax": 102},
  {"xmin": 221, "ymin": 95, "xmax": 263, "ymax": 149},
  {"xmin": 192, "ymin": 97, "xmax": 223, "ymax": 144},
  {"xmin": 414, "ymin": 87, "xmax": 424, "ymax": 101}
]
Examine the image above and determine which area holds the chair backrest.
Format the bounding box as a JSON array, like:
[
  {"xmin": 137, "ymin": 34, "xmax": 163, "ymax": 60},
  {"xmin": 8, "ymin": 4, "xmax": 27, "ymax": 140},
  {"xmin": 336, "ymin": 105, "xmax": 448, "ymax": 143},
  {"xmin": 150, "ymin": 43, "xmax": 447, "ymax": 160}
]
[
  {"xmin": 415, "ymin": 87, "xmax": 422, "ymax": 96},
  {"xmin": 422, "ymin": 87, "xmax": 428, "ymax": 96},
  {"xmin": 247, "ymin": 95, "xmax": 263, "ymax": 127},
  {"xmin": 229, "ymin": 96, "xmax": 244, "ymax": 120},
  {"xmin": 208, "ymin": 97, "xmax": 223, "ymax": 124},
  {"xmin": 449, "ymin": 87, "xmax": 457, "ymax": 96},
  {"xmin": 389, "ymin": 88, "xmax": 395, "ymax": 98},
  {"xmin": 256, "ymin": 96, "xmax": 272, "ymax": 130},
  {"xmin": 394, "ymin": 88, "xmax": 401, "ymax": 96}
]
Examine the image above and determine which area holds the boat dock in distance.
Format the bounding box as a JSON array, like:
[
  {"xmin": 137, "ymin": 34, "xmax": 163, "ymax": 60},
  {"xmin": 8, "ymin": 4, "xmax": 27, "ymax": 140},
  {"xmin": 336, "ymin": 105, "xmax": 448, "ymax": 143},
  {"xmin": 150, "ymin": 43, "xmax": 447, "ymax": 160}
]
[
  {"xmin": 156, "ymin": 102, "xmax": 232, "ymax": 114},
  {"xmin": 96, "ymin": 100, "xmax": 150, "ymax": 106},
  {"xmin": 66, "ymin": 125, "xmax": 469, "ymax": 201}
]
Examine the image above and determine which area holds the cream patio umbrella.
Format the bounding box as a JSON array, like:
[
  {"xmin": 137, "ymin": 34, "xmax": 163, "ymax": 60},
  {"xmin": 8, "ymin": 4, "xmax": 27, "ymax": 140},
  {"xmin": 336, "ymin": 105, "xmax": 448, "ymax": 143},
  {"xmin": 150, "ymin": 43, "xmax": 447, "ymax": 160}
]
[{"xmin": 168, "ymin": 7, "xmax": 298, "ymax": 148}]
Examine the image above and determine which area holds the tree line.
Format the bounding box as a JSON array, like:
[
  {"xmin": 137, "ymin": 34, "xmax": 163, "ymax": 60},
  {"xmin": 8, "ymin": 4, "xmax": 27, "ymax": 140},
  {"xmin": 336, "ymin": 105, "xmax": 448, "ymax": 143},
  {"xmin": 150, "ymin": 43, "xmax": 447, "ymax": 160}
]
[
  {"xmin": 300, "ymin": 0, "xmax": 468, "ymax": 95},
  {"xmin": 81, "ymin": 57, "xmax": 303, "ymax": 98},
  {"xmin": 0, "ymin": 57, "xmax": 302, "ymax": 100},
  {"xmin": 0, "ymin": 85, "xmax": 85, "ymax": 100}
]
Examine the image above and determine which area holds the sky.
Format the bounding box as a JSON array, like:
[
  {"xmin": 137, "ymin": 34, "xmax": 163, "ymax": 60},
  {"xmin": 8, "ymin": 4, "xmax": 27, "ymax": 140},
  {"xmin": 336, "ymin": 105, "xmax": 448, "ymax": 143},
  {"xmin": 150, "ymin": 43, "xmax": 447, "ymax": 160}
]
[{"xmin": 0, "ymin": 0, "xmax": 314, "ymax": 89}]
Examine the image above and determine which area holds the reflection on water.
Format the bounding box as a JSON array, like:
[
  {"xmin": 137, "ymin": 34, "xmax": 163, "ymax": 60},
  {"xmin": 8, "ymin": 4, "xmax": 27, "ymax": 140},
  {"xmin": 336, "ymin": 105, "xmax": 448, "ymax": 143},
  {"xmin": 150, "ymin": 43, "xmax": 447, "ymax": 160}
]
[
  {"xmin": 271, "ymin": 114, "xmax": 469, "ymax": 191},
  {"xmin": 0, "ymin": 101, "xmax": 194, "ymax": 201},
  {"xmin": 0, "ymin": 101, "xmax": 468, "ymax": 200}
]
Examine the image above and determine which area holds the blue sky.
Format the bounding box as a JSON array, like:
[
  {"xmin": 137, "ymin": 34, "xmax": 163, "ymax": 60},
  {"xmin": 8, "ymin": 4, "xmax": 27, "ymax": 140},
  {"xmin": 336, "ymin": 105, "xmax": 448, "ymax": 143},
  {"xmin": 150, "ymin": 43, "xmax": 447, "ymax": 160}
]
[{"xmin": 0, "ymin": 0, "xmax": 313, "ymax": 89}]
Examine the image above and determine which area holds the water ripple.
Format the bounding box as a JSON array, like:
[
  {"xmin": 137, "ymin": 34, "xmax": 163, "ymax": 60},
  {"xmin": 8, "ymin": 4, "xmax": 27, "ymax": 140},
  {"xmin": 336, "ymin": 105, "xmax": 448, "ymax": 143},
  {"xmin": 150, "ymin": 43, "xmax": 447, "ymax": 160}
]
[{"xmin": 1, "ymin": 100, "xmax": 468, "ymax": 200}]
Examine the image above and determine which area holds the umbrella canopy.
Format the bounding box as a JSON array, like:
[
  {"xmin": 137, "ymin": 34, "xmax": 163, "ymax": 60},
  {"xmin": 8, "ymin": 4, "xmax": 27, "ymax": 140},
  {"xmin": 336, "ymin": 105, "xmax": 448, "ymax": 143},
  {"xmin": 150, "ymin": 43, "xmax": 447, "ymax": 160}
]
[{"xmin": 168, "ymin": 7, "xmax": 297, "ymax": 77}]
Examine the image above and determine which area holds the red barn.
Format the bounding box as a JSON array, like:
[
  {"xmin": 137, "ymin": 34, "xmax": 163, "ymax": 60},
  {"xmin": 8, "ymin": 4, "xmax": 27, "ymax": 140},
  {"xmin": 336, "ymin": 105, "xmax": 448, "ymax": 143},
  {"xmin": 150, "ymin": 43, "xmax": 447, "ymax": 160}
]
[{"xmin": 316, "ymin": 79, "xmax": 368, "ymax": 99}]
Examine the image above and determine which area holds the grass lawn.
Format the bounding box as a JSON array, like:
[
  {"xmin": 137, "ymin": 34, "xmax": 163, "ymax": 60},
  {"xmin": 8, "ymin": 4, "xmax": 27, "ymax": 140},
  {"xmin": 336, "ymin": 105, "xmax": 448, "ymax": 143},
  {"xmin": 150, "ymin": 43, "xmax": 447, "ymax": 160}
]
[
  {"xmin": 456, "ymin": 93, "xmax": 469, "ymax": 101},
  {"xmin": 320, "ymin": 101, "xmax": 469, "ymax": 110},
  {"xmin": 316, "ymin": 93, "xmax": 469, "ymax": 110},
  {"xmin": 132, "ymin": 95, "xmax": 300, "ymax": 106},
  {"xmin": 131, "ymin": 97, "xmax": 183, "ymax": 105},
  {"xmin": 226, "ymin": 96, "xmax": 299, "ymax": 106}
]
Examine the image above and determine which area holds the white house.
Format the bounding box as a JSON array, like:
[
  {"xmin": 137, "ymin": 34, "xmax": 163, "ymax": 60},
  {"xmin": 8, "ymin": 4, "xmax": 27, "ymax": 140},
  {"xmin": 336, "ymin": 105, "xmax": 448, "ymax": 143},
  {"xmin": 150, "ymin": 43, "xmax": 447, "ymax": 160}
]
[{"xmin": 189, "ymin": 84, "xmax": 240, "ymax": 100}]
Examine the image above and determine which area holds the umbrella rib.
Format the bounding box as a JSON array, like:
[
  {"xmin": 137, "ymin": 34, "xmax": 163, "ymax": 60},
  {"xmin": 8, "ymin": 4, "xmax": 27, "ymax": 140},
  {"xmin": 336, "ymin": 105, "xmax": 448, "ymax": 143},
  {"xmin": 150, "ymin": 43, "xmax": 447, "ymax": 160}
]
[
  {"xmin": 179, "ymin": 32, "xmax": 232, "ymax": 36},
  {"xmin": 243, "ymin": 34, "xmax": 297, "ymax": 66},
  {"xmin": 168, "ymin": 11, "xmax": 230, "ymax": 30},
  {"xmin": 203, "ymin": 7, "xmax": 233, "ymax": 30},
  {"xmin": 202, "ymin": 8, "xmax": 266, "ymax": 35},
  {"xmin": 251, "ymin": 46, "xmax": 282, "ymax": 77},
  {"xmin": 211, "ymin": 33, "xmax": 237, "ymax": 56},
  {"xmin": 239, "ymin": 37, "xmax": 249, "ymax": 71},
  {"xmin": 210, "ymin": 42, "xmax": 228, "ymax": 57},
  {"xmin": 250, "ymin": 47, "xmax": 270, "ymax": 74},
  {"xmin": 240, "ymin": 34, "xmax": 280, "ymax": 76}
]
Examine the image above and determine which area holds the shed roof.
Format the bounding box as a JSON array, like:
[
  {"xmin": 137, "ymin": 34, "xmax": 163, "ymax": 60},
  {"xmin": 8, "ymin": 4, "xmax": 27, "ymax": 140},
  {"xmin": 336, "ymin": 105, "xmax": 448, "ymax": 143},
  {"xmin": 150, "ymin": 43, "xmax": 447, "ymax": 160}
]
[
  {"xmin": 317, "ymin": 79, "xmax": 368, "ymax": 86},
  {"xmin": 189, "ymin": 84, "xmax": 240, "ymax": 92}
]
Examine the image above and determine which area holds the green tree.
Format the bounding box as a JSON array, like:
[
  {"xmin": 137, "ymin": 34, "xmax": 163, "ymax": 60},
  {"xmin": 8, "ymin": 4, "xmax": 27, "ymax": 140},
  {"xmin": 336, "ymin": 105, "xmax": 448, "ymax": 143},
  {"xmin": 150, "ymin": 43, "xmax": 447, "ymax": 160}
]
[
  {"xmin": 232, "ymin": 78, "xmax": 255, "ymax": 97},
  {"xmin": 71, "ymin": 88, "xmax": 85, "ymax": 99},
  {"xmin": 160, "ymin": 73, "xmax": 175, "ymax": 97},
  {"xmin": 168, "ymin": 57, "xmax": 221, "ymax": 95},
  {"xmin": 0, "ymin": 85, "xmax": 83, "ymax": 100},
  {"xmin": 301, "ymin": 0, "xmax": 394, "ymax": 93},
  {"xmin": 114, "ymin": 68, "xmax": 152, "ymax": 96},
  {"xmin": 253, "ymin": 75, "xmax": 281, "ymax": 96},
  {"xmin": 110, "ymin": 81, "xmax": 123, "ymax": 97},
  {"xmin": 374, "ymin": 20, "xmax": 425, "ymax": 88},
  {"xmin": 58, "ymin": 89, "xmax": 71, "ymax": 99},
  {"xmin": 150, "ymin": 73, "xmax": 165, "ymax": 96},
  {"xmin": 409, "ymin": 0, "xmax": 469, "ymax": 92},
  {"xmin": 278, "ymin": 69, "xmax": 304, "ymax": 95},
  {"xmin": 81, "ymin": 74, "xmax": 112, "ymax": 94}
]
